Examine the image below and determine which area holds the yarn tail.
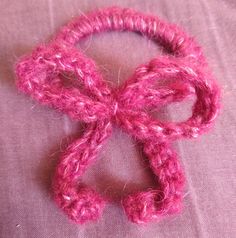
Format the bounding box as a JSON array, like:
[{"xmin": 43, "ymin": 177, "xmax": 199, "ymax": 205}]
[
  {"xmin": 122, "ymin": 141, "xmax": 185, "ymax": 224},
  {"xmin": 52, "ymin": 121, "xmax": 112, "ymax": 224}
]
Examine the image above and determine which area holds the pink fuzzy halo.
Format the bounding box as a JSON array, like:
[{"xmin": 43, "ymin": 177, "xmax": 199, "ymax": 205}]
[{"xmin": 15, "ymin": 7, "xmax": 220, "ymax": 224}]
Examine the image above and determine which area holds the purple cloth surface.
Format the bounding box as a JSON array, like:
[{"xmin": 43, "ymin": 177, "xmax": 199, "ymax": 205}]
[{"xmin": 0, "ymin": 0, "xmax": 235, "ymax": 237}]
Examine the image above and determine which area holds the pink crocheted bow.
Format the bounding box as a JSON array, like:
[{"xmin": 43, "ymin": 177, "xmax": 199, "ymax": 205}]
[{"xmin": 15, "ymin": 7, "xmax": 220, "ymax": 224}]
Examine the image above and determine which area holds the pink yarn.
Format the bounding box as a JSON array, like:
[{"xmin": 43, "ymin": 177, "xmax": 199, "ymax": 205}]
[{"xmin": 15, "ymin": 7, "xmax": 220, "ymax": 224}]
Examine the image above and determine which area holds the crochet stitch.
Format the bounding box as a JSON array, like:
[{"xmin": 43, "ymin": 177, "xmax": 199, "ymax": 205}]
[{"xmin": 15, "ymin": 7, "xmax": 220, "ymax": 224}]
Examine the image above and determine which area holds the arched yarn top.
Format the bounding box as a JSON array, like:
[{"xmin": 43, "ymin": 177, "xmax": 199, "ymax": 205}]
[
  {"xmin": 56, "ymin": 7, "xmax": 202, "ymax": 59},
  {"xmin": 15, "ymin": 7, "xmax": 220, "ymax": 224}
]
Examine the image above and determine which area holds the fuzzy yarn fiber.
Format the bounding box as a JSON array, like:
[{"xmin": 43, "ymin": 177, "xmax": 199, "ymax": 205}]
[{"xmin": 15, "ymin": 7, "xmax": 220, "ymax": 224}]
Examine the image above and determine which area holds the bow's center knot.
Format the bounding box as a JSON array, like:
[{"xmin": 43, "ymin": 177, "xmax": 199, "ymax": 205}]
[{"xmin": 110, "ymin": 100, "xmax": 119, "ymax": 117}]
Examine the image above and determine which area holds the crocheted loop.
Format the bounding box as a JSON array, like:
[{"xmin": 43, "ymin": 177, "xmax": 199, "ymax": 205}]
[
  {"xmin": 15, "ymin": 6, "xmax": 220, "ymax": 225},
  {"xmin": 16, "ymin": 43, "xmax": 113, "ymax": 122},
  {"xmin": 117, "ymin": 56, "xmax": 220, "ymax": 140}
]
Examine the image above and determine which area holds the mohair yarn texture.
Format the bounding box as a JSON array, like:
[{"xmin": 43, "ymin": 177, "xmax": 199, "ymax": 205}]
[{"xmin": 15, "ymin": 7, "xmax": 220, "ymax": 224}]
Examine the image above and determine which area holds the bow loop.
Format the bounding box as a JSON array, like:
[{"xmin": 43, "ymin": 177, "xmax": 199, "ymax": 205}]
[
  {"xmin": 16, "ymin": 42, "xmax": 112, "ymax": 122},
  {"xmin": 117, "ymin": 56, "xmax": 220, "ymax": 140}
]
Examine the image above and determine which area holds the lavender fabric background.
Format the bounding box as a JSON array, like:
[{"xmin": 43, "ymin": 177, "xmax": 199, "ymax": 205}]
[{"xmin": 0, "ymin": 0, "xmax": 235, "ymax": 237}]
